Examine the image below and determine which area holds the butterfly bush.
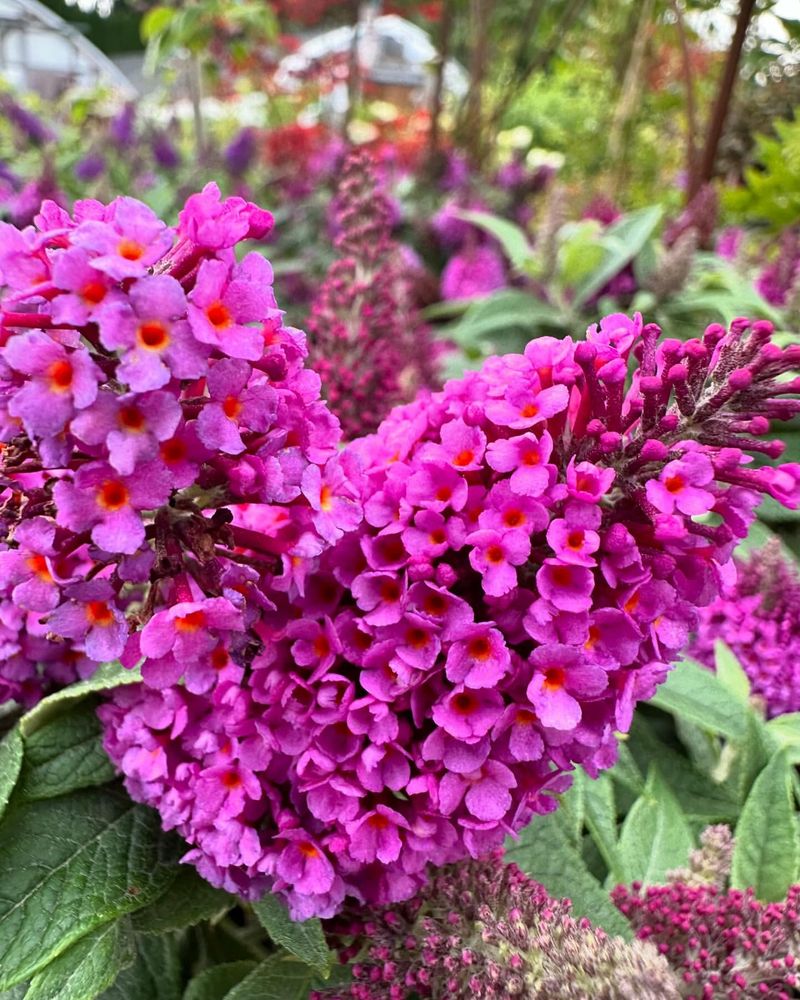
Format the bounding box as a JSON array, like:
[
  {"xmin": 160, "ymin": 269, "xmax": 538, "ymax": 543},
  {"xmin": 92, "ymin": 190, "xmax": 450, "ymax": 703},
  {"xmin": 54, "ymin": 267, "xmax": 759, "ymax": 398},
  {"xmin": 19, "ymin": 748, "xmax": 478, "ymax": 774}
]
[
  {"xmin": 690, "ymin": 542, "xmax": 800, "ymax": 718},
  {"xmin": 314, "ymin": 855, "xmax": 679, "ymax": 999},
  {"xmin": 0, "ymin": 184, "xmax": 355, "ymax": 706},
  {"xmin": 613, "ymin": 826, "xmax": 800, "ymax": 999},
  {"xmin": 307, "ymin": 151, "xmax": 440, "ymax": 439},
  {"xmin": 100, "ymin": 311, "xmax": 800, "ymax": 920}
]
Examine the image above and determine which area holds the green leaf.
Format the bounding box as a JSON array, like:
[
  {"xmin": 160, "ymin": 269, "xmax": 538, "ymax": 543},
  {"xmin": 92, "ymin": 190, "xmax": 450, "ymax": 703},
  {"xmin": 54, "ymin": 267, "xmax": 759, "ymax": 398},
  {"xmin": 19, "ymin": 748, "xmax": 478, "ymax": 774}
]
[
  {"xmin": 572, "ymin": 205, "xmax": 663, "ymax": 309},
  {"xmin": 251, "ymin": 894, "xmax": 331, "ymax": 977},
  {"xmin": 721, "ymin": 712, "xmax": 773, "ymax": 806},
  {"xmin": 617, "ymin": 766, "xmax": 693, "ymax": 886},
  {"xmin": 0, "ymin": 727, "xmax": 23, "ymax": 821},
  {"xmin": 713, "ymin": 641, "xmax": 751, "ymax": 705},
  {"xmin": 582, "ymin": 774, "xmax": 623, "ymax": 883},
  {"xmin": 18, "ymin": 700, "xmax": 116, "ymax": 802},
  {"xmin": 222, "ymin": 958, "xmax": 316, "ymax": 1000},
  {"xmin": 140, "ymin": 6, "xmax": 176, "ymax": 42},
  {"xmin": 0, "ymin": 789, "xmax": 180, "ymax": 990},
  {"xmin": 766, "ymin": 713, "xmax": 800, "ymax": 764},
  {"xmin": 446, "ymin": 290, "xmax": 565, "ymax": 352},
  {"xmin": 20, "ymin": 662, "xmax": 141, "ymax": 739},
  {"xmin": 454, "ymin": 210, "xmax": 534, "ymax": 270},
  {"xmin": 628, "ymin": 716, "xmax": 738, "ymax": 822},
  {"xmin": 98, "ymin": 935, "xmax": 182, "ymax": 1000},
  {"xmin": 132, "ymin": 866, "xmax": 233, "ymax": 934},
  {"xmin": 609, "ymin": 741, "xmax": 644, "ymax": 793},
  {"xmin": 183, "ymin": 963, "xmax": 258, "ymax": 1000},
  {"xmin": 505, "ymin": 811, "xmax": 631, "ymax": 938},
  {"xmin": 732, "ymin": 749, "xmax": 800, "ymax": 901},
  {"xmin": 649, "ymin": 659, "xmax": 749, "ymax": 740},
  {"xmin": 24, "ymin": 920, "xmax": 135, "ymax": 1000}
]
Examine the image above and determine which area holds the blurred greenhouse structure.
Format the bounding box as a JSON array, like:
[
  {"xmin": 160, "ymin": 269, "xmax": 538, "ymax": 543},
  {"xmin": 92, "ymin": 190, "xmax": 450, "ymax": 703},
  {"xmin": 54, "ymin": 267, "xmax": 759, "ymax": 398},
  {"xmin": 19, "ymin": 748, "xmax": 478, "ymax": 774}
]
[{"xmin": 0, "ymin": 0, "xmax": 133, "ymax": 97}]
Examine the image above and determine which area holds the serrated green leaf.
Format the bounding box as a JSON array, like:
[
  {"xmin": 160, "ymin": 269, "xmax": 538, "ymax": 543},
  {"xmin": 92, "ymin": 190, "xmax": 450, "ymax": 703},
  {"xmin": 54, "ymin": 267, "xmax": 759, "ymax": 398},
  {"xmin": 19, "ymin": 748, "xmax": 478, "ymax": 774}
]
[
  {"xmin": 183, "ymin": 962, "xmax": 258, "ymax": 1000},
  {"xmin": 0, "ymin": 727, "xmax": 23, "ymax": 820},
  {"xmin": 454, "ymin": 210, "xmax": 533, "ymax": 270},
  {"xmin": 132, "ymin": 866, "xmax": 233, "ymax": 934},
  {"xmin": 98, "ymin": 934, "xmax": 182, "ymax": 1000},
  {"xmin": 0, "ymin": 789, "xmax": 180, "ymax": 990},
  {"xmin": 18, "ymin": 700, "xmax": 115, "ymax": 802},
  {"xmin": 617, "ymin": 766, "xmax": 693, "ymax": 886},
  {"xmin": 222, "ymin": 958, "xmax": 315, "ymax": 1000},
  {"xmin": 504, "ymin": 811, "xmax": 631, "ymax": 938},
  {"xmin": 732, "ymin": 750, "xmax": 800, "ymax": 901},
  {"xmin": 649, "ymin": 659, "xmax": 749, "ymax": 740},
  {"xmin": 251, "ymin": 894, "xmax": 331, "ymax": 977},
  {"xmin": 20, "ymin": 662, "xmax": 141, "ymax": 739},
  {"xmin": 24, "ymin": 920, "xmax": 135, "ymax": 1000}
]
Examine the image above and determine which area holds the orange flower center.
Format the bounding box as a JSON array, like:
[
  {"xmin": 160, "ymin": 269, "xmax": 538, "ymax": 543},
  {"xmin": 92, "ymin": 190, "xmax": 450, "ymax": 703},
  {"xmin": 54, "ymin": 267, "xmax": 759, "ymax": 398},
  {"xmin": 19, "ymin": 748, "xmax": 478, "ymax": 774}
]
[
  {"xmin": 319, "ymin": 484, "xmax": 334, "ymax": 512},
  {"xmin": 221, "ymin": 770, "xmax": 241, "ymax": 789},
  {"xmin": 137, "ymin": 320, "xmax": 170, "ymax": 352},
  {"xmin": 47, "ymin": 359, "xmax": 73, "ymax": 393},
  {"xmin": 453, "ymin": 449, "xmax": 474, "ymax": 467},
  {"xmin": 368, "ymin": 813, "xmax": 390, "ymax": 829},
  {"xmin": 567, "ymin": 530, "xmax": 585, "ymax": 550},
  {"xmin": 467, "ymin": 636, "xmax": 491, "ymax": 661},
  {"xmin": 543, "ymin": 666, "xmax": 566, "ymax": 690},
  {"xmin": 175, "ymin": 610, "xmax": 207, "ymax": 632},
  {"xmin": 423, "ymin": 592, "xmax": 447, "ymax": 616},
  {"xmin": 298, "ymin": 841, "xmax": 320, "ymax": 858},
  {"xmin": 584, "ymin": 624, "xmax": 601, "ymax": 651},
  {"xmin": 429, "ymin": 528, "xmax": 446, "ymax": 545},
  {"xmin": 486, "ymin": 544, "xmax": 505, "ymax": 564},
  {"xmin": 86, "ymin": 600, "xmax": 114, "ymax": 626},
  {"xmin": 665, "ymin": 474, "xmax": 685, "ymax": 494},
  {"xmin": 405, "ymin": 627, "xmax": 429, "ymax": 649},
  {"xmin": 118, "ymin": 238, "xmax": 145, "ymax": 261},
  {"xmin": 160, "ymin": 437, "xmax": 187, "ymax": 464},
  {"xmin": 515, "ymin": 708, "xmax": 537, "ymax": 725},
  {"xmin": 435, "ymin": 486, "xmax": 452, "ymax": 502},
  {"xmin": 451, "ymin": 692, "xmax": 478, "ymax": 714},
  {"xmin": 97, "ymin": 480, "xmax": 129, "ymax": 511},
  {"xmin": 521, "ymin": 402, "xmax": 539, "ymax": 418},
  {"xmin": 206, "ymin": 301, "xmax": 232, "ymax": 329},
  {"xmin": 26, "ymin": 553, "xmax": 52, "ymax": 581},
  {"xmin": 222, "ymin": 395, "xmax": 242, "ymax": 420},
  {"xmin": 81, "ymin": 280, "xmax": 107, "ymax": 305},
  {"xmin": 503, "ymin": 509, "xmax": 524, "ymax": 528},
  {"xmin": 118, "ymin": 405, "xmax": 145, "ymax": 432}
]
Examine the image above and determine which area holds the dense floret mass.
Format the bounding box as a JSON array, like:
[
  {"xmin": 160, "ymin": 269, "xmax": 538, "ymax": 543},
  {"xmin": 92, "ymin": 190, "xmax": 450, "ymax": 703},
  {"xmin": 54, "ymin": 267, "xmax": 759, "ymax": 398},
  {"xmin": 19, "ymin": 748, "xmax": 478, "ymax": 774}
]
[
  {"xmin": 614, "ymin": 826, "xmax": 800, "ymax": 999},
  {"xmin": 690, "ymin": 541, "xmax": 800, "ymax": 717},
  {"xmin": 101, "ymin": 311, "xmax": 800, "ymax": 918},
  {"xmin": 315, "ymin": 855, "xmax": 680, "ymax": 999},
  {"xmin": 0, "ymin": 185, "xmax": 355, "ymax": 705}
]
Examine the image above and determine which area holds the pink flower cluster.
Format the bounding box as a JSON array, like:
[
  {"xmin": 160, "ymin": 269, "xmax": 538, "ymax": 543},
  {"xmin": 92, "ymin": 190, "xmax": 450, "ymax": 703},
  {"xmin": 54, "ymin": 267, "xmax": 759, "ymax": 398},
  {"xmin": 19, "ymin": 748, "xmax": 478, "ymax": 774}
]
[
  {"xmin": 614, "ymin": 878, "xmax": 800, "ymax": 998},
  {"xmin": 101, "ymin": 311, "xmax": 800, "ymax": 920},
  {"xmin": 0, "ymin": 184, "xmax": 354, "ymax": 704},
  {"xmin": 690, "ymin": 542, "xmax": 800, "ymax": 718}
]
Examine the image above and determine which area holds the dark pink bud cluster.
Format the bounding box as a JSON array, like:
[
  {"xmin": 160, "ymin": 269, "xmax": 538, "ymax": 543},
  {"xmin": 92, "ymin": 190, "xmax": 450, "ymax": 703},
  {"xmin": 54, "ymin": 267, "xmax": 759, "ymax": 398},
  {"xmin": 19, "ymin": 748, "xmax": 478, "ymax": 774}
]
[
  {"xmin": 0, "ymin": 184, "xmax": 357, "ymax": 705},
  {"xmin": 307, "ymin": 150, "xmax": 440, "ymax": 439},
  {"xmin": 613, "ymin": 827, "xmax": 800, "ymax": 999},
  {"xmin": 314, "ymin": 855, "xmax": 679, "ymax": 999},
  {"xmin": 100, "ymin": 311, "xmax": 800, "ymax": 920},
  {"xmin": 690, "ymin": 541, "xmax": 800, "ymax": 718}
]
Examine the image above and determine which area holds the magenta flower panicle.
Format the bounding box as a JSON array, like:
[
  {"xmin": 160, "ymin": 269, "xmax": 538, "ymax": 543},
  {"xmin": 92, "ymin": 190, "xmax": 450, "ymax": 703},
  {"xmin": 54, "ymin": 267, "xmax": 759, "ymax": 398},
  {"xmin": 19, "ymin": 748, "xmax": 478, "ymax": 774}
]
[
  {"xmin": 100, "ymin": 309, "xmax": 800, "ymax": 921},
  {"xmin": 0, "ymin": 186, "xmax": 356, "ymax": 707}
]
